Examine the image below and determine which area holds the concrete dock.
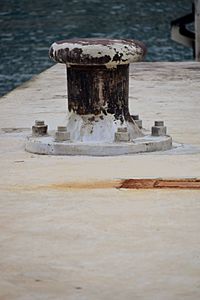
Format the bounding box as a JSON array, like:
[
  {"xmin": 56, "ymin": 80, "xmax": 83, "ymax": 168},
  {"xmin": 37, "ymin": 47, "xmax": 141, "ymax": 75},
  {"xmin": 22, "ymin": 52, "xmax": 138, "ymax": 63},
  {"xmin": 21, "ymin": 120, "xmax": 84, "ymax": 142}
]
[{"xmin": 0, "ymin": 62, "xmax": 200, "ymax": 300}]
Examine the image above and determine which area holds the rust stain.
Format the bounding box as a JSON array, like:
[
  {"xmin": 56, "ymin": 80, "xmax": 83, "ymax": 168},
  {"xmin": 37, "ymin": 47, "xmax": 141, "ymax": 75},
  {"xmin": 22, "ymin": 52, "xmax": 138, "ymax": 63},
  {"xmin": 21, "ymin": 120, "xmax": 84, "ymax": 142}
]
[
  {"xmin": 67, "ymin": 64, "xmax": 130, "ymax": 120},
  {"xmin": 2, "ymin": 178, "xmax": 200, "ymax": 192},
  {"xmin": 119, "ymin": 178, "xmax": 200, "ymax": 189},
  {"xmin": 1, "ymin": 180, "xmax": 122, "ymax": 192},
  {"xmin": 50, "ymin": 180, "xmax": 121, "ymax": 190}
]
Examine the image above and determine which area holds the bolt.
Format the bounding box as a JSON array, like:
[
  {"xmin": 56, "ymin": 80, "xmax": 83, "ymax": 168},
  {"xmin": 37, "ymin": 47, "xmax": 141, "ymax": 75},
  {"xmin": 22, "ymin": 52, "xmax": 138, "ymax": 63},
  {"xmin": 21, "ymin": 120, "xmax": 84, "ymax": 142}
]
[
  {"xmin": 155, "ymin": 121, "xmax": 164, "ymax": 127},
  {"xmin": 35, "ymin": 120, "xmax": 45, "ymax": 126},
  {"xmin": 49, "ymin": 38, "xmax": 146, "ymax": 142},
  {"xmin": 115, "ymin": 127, "xmax": 130, "ymax": 142},
  {"xmin": 32, "ymin": 120, "xmax": 48, "ymax": 136},
  {"xmin": 151, "ymin": 121, "xmax": 167, "ymax": 136},
  {"xmin": 132, "ymin": 115, "xmax": 139, "ymax": 120},
  {"xmin": 131, "ymin": 114, "xmax": 142, "ymax": 129},
  {"xmin": 55, "ymin": 126, "xmax": 70, "ymax": 142}
]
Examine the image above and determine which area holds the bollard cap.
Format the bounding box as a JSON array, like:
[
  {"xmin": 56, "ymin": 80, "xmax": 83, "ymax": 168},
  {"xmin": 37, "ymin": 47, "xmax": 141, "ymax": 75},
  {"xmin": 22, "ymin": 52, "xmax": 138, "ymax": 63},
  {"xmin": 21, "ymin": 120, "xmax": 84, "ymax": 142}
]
[{"xmin": 49, "ymin": 38, "xmax": 146, "ymax": 67}]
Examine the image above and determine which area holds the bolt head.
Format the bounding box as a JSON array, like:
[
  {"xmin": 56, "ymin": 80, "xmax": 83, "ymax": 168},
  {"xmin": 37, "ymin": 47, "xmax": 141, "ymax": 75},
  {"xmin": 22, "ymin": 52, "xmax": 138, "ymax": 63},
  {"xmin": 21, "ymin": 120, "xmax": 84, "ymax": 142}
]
[
  {"xmin": 152, "ymin": 126, "xmax": 167, "ymax": 136},
  {"xmin": 155, "ymin": 121, "xmax": 164, "ymax": 127},
  {"xmin": 32, "ymin": 125, "xmax": 48, "ymax": 137},
  {"xmin": 55, "ymin": 131, "xmax": 70, "ymax": 142},
  {"xmin": 35, "ymin": 120, "xmax": 45, "ymax": 126}
]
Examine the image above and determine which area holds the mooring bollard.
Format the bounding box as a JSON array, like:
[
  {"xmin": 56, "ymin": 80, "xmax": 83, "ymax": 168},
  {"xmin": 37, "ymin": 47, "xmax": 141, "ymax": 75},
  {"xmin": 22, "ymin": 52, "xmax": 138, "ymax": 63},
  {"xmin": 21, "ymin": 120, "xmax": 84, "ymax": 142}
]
[
  {"xmin": 49, "ymin": 38, "xmax": 146, "ymax": 142},
  {"xmin": 25, "ymin": 38, "xmax": 172, "ymax": 156}
]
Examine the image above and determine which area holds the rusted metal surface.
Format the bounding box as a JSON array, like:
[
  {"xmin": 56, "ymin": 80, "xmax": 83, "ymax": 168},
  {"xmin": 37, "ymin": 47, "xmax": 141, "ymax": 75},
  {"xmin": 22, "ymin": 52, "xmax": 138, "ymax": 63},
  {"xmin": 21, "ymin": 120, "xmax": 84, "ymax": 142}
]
[
  {"xmin": 120, "ymin": 178, "xmax": 200, "ymax": 189},
  {"xmin": 67, "ymin": 64, "xmax": 132, "ymax": 122}
]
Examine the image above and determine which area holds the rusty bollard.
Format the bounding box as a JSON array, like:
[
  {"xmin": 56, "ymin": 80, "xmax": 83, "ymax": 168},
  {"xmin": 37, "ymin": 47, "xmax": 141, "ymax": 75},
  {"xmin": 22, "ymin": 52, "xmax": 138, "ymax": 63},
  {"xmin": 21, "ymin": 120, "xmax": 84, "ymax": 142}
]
[
  {"xmin": 49, "ymin": 38, "xmax": 146, "ymax": 142},
  {"xmin": 25, "ymin": 38, "xmax": 173, "ymax": 156}
]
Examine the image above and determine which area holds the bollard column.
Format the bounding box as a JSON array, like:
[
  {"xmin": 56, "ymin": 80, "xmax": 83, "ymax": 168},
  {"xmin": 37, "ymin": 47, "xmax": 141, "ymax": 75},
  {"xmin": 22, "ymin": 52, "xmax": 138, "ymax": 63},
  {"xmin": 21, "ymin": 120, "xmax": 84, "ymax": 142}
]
[{"xmin": 67, "ymin": 64, "xmax": 129, "ymax": 119}]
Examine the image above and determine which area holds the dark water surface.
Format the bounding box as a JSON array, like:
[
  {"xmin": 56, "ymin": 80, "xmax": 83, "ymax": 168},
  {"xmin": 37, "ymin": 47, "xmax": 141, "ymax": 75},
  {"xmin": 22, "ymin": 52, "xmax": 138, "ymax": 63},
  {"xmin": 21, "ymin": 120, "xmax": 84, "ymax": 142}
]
[{"xmin": 0, "ymin": 0, "xmax": 193, "ymax": 96}]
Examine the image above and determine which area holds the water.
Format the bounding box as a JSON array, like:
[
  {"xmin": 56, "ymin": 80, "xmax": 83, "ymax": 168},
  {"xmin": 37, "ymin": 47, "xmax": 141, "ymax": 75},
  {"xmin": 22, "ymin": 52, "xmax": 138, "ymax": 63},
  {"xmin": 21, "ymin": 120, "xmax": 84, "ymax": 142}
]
[{"xmin": 0, "ymin": 0, "xmax": 193, "ymax": 97}]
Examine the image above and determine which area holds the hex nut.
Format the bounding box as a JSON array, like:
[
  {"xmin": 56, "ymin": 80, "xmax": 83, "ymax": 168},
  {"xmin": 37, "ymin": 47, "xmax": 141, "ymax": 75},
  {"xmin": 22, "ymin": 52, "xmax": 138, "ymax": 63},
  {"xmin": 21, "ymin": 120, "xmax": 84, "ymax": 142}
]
[
  {"xmin": 32, "ymin": 120, "xmax": 48, "ymax": 136},
  {"xmin": 115, "ymin": 127, "xmax": 130, "ymax": 142},
  {"xmin": 55, "ymin": 130, "xmax": 70, "ymax": 142},
  {"xmin": 152, "ymin": 121, "xmax": 167, "ymax": 136},
  {"xmin": 155, "ymin": 121, "xmax": 164, "ymax": 127}
]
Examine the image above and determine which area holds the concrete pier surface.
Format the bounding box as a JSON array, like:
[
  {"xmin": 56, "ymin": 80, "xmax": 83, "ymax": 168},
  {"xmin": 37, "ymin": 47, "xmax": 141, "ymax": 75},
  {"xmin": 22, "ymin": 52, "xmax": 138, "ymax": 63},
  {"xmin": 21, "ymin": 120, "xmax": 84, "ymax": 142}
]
[{"xmin": 0, "ymin": 62, "xmax": 200, "ymax": 300}]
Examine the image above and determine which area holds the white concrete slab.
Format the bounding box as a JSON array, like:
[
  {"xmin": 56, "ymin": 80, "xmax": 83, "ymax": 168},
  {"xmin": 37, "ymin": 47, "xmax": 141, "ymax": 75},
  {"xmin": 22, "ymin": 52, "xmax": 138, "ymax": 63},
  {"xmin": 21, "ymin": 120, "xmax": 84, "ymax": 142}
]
[{"xmin": 0, "ymin": 62, "xmax": 200, "ymax": 300}]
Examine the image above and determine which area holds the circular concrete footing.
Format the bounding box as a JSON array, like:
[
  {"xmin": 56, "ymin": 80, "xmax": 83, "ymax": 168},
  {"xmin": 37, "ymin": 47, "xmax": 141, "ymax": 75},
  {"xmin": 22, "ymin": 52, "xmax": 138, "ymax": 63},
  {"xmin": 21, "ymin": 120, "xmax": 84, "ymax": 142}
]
[{"xmin": 25, "ymin": 134, "xmax": 172, "ymax": 156}]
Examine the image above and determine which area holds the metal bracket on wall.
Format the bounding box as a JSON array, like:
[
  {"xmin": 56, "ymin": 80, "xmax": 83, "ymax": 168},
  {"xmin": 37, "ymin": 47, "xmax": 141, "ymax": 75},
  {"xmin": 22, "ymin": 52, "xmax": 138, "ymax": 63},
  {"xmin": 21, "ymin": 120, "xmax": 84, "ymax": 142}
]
[{"xmin": 171, "ymin": 3, "xmax": 195, "ymax": 57}]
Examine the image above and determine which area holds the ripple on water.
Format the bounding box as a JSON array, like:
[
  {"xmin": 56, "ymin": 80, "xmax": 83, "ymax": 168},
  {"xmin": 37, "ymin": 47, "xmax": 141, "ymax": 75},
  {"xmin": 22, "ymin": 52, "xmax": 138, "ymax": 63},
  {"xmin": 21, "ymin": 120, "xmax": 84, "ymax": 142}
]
[{"xmin": 0, "ymin": 0, "xmax": 193, "ymax": 97}]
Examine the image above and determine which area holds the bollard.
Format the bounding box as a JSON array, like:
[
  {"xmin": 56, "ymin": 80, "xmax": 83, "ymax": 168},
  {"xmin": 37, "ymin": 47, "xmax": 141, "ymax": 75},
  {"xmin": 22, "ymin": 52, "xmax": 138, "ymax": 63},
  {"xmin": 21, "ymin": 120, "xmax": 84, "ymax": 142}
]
[
  {"xmin": 49, "ymin": 38, "xmax": 146, "ymax": 142},
  {"xmin": 25, "ymin": 38, "xmax": 173, "ymax": 156}
]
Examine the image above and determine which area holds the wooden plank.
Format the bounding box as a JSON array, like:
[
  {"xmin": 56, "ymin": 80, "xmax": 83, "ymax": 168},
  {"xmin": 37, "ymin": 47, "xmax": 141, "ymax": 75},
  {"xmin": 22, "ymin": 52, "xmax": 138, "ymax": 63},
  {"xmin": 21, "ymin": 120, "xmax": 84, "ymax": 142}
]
[{"xmin": 195, "ymin": 0, "xmax": 200, "ymax": 61}]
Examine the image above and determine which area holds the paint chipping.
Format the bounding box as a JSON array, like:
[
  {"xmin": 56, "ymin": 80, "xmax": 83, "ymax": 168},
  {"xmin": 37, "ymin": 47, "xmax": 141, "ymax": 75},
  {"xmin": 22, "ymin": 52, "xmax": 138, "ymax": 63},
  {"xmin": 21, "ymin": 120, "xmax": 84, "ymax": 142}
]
[{"xmin": 49, "ymin": 38, "xmax": 146, "ymax": 67}]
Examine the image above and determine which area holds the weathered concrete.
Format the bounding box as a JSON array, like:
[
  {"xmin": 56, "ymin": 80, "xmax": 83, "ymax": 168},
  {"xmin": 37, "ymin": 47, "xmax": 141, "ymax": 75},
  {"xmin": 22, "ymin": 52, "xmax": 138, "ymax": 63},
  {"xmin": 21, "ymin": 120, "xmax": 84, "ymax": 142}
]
[
  {"xmin": 0, "ymin": 62, "xmax": 200, "ymax": 300},
  {"xmin": 25, "ymin": 134, "xmax": 172, "ymax": 156}
]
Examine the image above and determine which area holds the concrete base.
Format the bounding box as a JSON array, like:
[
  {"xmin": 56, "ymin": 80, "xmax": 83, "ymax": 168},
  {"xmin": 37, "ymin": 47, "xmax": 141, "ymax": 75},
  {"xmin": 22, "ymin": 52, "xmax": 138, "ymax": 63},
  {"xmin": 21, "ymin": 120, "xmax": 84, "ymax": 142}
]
[{"xmin": 25, "ymin": 134, "xmax": 172, "ymax": 156}]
